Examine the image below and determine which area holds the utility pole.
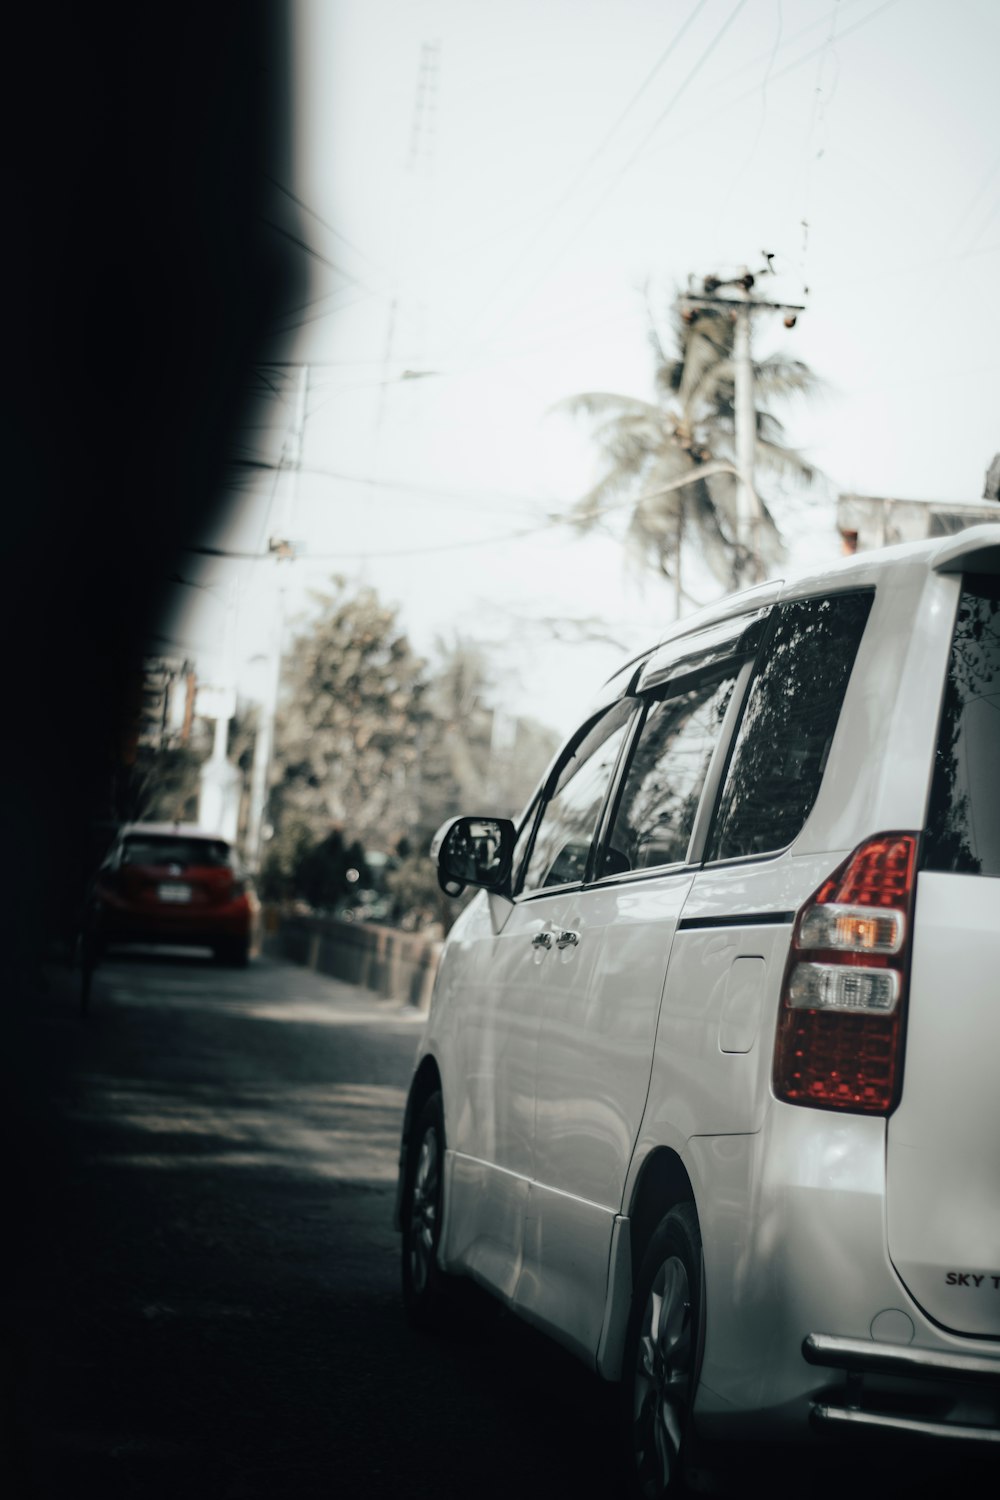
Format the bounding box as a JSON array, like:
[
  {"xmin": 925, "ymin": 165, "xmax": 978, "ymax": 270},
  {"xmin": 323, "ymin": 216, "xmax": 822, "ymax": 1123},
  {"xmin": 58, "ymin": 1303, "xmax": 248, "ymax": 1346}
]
[
  {"xmin": 245, "ymin": 365, "xmax": 308, "ymax": 871},
  {"xmin": 677, "ymin": 259, "xmax": 804, "ymax": 584},
  {"xmin": 732, "ymin": 302, "xmax": 757, "ymax": 572},
  {"xmin": 372, "ymin": 40, "xmax": 440, "ymax": 472},
  {"xmin": 197, "ymin": 578, "xmax": 241, "ymax": 841}
]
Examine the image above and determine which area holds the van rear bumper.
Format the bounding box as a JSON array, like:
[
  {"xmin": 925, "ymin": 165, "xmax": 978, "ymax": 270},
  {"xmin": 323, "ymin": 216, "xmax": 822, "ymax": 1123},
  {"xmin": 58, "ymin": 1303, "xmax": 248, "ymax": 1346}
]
[{"xmin": 805, "ymin": 1332, "xmax": 1000, "ymax": 1443}]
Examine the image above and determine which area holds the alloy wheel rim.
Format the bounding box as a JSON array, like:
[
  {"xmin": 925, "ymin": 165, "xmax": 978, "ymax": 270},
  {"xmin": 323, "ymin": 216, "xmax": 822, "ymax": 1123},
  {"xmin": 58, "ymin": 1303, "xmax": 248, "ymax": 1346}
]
[
  {"xmin": 632, "ymin": 1254, "xmax": 692, "ymax": 1496},
  {"xmin": 408, "ymin": 1127, "xmax": 439, "ymax": 1294}
]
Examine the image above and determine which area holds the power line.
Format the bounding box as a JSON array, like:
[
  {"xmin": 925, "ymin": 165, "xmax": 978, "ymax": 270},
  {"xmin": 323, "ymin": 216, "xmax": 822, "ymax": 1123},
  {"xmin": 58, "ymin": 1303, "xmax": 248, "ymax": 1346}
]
[
  {"xmin": 180, "ymin": 519, "xmax": 561, "ymax": 563},
  {"xmin": 261, "ymin": 4, "xmax": 892, "ymax": 364},
  {"xmin": 261, "ymin": 171, "xmax": 385, "ymax": 279},
  {"xmin": 242, "ymin": 0, "xmax": 914, "ymax": 426},
  {"xmin": 267, "ymin": 280, "xmax": 388, "ymax": 336},
  {"xmin": 951, "ymin": 148, "xmax": 1000, "ymax": 244},
  {"xmin": 253, "ymin": 285, "xmax": 646, "ymax": 376},
  {"xmin": 166, "ymin": 573, "xmax": 228, "ymax": 606},
  {"xmin": 465, "ymin": 0, "xmax": 752, "ymax": 350},
  {"xmin": 267, "ymin": 282, "xmax": 385, "ymax": 332},
  {"xmin": 636, "ymin": 0, "xmax": 903, "ymax": 178},
  {"xmin": 966, "ymin": 186, "xmax": 1000, "ymax": 253},
  {"xmin": 795, "ymin": 0, "xmax": 841, "ymax": 288},
  {"xmin": 221, "ymin": 459, "xmax": 551, "ymax": 514},
  {"xmin": 462, "ymin": 2, "xmax": 885, "ymax": 355},
  {"xmin": 710, "ymin": 0, "xmax": 784, "ymax": 242},
  {"xmin": 471, "ymin": 0, "xmax": 712, "ymax": 316},
  {"xmin": 257, "ymin": 214, "xmax": 350, "ymax": 276},
  {"xmin": 276, "ymin": 3, "xmax": 870, "ymax": 365},
  {"xmin": 304, "ymin": 370, "xmax": 440, "ymax": 422},
  {"xmin": 293, "ymin": 295, "xmax": 647, "ymax": 415},
  {"xmin": 815, "ymin": 239, "xmax": 1000, "ymax": 295},
  {"xmin": 429, "ymin": 0, "xmax": 870, "ymax": 288},
  {"xmin": 477, "ymin": 0, "xmax": 900, "ymax": 362}
]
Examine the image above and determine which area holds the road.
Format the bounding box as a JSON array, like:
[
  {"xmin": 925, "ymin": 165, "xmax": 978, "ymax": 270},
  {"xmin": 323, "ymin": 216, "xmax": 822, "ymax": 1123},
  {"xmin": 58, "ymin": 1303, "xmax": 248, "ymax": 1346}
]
[
  {"xmin": 5, "ymin": 952, "xmax": 990, "ymax": 1500},
  {"xmin": 5, "ymin": 952, "xmax": 624, "ymax": 1500}
]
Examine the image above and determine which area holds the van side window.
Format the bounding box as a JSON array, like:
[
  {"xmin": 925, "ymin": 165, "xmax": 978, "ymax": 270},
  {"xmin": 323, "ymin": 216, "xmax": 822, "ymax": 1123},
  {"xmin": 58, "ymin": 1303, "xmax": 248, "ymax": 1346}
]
[
  {"xmin": 707, "ymin": 591, "xmax": 873, "ymax": 861},
  {"xmin": 519, "ymin": 701, "xmax": 634, "ymax": 895},
  {"xmin": 602, "ymin": 671, "xmax": 737, "ymax": 876},
  {"xmin": 925, "ymin": 573, "xmax": 1000, "ymax": 876}
]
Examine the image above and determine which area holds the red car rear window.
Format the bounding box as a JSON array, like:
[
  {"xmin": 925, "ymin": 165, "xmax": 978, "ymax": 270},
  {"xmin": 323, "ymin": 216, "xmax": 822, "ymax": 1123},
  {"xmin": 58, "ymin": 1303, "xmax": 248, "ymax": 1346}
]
[{"xmin": 121, "ymin": 837, "xmax": 231, "ymax": 869}]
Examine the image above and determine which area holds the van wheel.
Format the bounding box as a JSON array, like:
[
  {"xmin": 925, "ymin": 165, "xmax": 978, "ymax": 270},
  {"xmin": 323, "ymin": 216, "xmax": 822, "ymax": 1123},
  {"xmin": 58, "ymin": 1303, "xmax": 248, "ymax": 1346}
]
[
  {"xmin": 401, "ymin": 1091, "xmax": 451, "ymax": 1329},
  {"xmin": 622, "ymin": 1202, "xmax": 702, "ymax": 1497}
]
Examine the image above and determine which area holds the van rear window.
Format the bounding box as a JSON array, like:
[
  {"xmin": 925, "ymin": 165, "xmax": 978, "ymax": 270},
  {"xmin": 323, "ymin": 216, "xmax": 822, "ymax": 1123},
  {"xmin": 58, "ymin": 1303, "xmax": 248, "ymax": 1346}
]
[{"xmin": 924, "ymin": 573, "xmax": 1000, "ymax": 876}]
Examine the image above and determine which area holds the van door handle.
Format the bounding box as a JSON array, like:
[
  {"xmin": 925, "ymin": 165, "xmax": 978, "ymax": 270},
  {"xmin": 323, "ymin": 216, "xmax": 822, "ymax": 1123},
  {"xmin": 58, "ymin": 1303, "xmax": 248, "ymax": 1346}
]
[
  {"xmin": 532, "ymin": 930, "xmax": 554, "ymax": 950},
  {"xmin": 556, "ymin": 929, "xmax": 579, "ymax": 949}
]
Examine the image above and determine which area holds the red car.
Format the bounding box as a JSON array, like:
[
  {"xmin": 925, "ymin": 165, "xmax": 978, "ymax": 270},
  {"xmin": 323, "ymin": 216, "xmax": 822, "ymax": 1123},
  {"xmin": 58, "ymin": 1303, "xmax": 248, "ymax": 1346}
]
[{"xmin": 88, "ymin": 823, "xmax": 258, "ymax": 966}]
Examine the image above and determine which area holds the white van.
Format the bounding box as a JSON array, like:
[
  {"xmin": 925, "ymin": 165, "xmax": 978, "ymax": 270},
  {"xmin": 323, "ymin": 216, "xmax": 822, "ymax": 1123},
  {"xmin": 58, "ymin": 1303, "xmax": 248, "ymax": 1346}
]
[{"xmin": 396, "ymin": 525, "xmax": 1000, "ymax": 1493}]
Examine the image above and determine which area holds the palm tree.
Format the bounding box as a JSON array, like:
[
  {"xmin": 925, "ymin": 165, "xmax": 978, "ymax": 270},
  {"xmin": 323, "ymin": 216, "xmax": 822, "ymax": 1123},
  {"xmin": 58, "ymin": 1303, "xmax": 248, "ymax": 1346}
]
[{"xmin": 557, "ymin": 300, "xmax": 820, "ymax": 606}]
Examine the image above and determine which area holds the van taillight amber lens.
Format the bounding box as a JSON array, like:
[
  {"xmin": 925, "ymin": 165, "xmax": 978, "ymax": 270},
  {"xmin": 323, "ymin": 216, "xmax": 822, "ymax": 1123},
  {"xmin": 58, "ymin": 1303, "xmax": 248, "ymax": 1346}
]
[{"xmin": 773, "ymin": 834, "xmax": 917, "ymax": 1114}]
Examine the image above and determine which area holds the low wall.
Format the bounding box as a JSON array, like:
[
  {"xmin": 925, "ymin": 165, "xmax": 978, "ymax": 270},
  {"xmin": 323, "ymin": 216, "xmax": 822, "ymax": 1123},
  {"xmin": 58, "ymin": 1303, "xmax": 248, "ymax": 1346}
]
[{"xmin": 264, "ymin": 908, "xmax": 442, "ymax": 1010}]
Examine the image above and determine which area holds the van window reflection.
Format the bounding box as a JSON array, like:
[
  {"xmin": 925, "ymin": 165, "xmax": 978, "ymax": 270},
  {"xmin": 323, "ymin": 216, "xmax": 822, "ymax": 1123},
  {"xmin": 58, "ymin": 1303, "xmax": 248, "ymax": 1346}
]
[{"xmin": 709, "ymin": 592, "xmax": 873, "ymax": 861}]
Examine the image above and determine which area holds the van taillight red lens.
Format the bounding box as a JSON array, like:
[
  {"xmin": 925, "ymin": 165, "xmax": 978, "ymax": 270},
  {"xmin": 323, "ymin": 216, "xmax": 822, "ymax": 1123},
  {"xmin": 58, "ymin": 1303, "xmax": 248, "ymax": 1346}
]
[
  {"xmin": 773, "ymin": 834, "xmax": 917, "ymax": 1114},
  {"xmin": 813, "ymin": 834, "xmax": 915, "ymax": 908}
]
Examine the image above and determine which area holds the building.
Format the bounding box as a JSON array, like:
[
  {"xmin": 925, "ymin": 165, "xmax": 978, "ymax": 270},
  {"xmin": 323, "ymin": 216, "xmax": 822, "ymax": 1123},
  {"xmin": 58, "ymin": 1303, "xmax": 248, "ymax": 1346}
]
[
  {"xmin": 837, "ymin": 493, "xmax": 1000, "ymax": 554},
  {"xmin": 136, "ymin": 656, "xmax": 196, "ymax": 751}
]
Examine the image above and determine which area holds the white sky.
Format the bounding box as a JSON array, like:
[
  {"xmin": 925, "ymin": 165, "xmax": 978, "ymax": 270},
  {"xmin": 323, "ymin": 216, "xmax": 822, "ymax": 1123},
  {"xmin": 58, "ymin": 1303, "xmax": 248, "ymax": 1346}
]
[{"xmin": 169, "ymin": 0, "xmax": 1000, "ymax": 736}]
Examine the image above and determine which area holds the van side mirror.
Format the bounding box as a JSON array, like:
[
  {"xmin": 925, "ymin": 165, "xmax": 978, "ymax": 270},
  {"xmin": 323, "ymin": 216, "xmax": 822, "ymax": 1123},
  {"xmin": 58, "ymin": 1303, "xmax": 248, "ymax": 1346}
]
[{"xmin": 430, "ymin": 816, "xmax": 516, "ymax": 897}]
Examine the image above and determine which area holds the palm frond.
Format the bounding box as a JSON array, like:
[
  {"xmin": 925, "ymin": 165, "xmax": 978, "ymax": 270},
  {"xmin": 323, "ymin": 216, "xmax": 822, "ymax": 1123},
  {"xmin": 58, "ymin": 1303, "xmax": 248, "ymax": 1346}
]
[
  {"xmin": 569, "ymin": 466, "xmax": 646, "ymax": 531},
  {"xmin": 653, "ymin": 358, "xmax": 685, "ymax": 397},
  {"xmin": 754, "ymin": 435, "xmax": 817, "ymax": 486},
  {"xmin": 556, "ymin": 290, "xmax": 822, "ymax": 593},
  {"xmin": 552, "ymin": 391, "xmax": 659, "ymax": 423},
  {"xmin": 687, "ymin": 356, "xmax": 735, "ymax": 416},
  {"xmin": 755, "ymin": 409, "xmax": 786, "ymax": 445},
  {"xmin": 677, "ymin": 326, "xmax": 725, "ymax": 408},
  {"xmin": 752, "ymin": 354, "xmax": 822, "ymax": 401},
  {"xmin": 645, "ymin": 291, "xmax": 670, "ymax": 373}
]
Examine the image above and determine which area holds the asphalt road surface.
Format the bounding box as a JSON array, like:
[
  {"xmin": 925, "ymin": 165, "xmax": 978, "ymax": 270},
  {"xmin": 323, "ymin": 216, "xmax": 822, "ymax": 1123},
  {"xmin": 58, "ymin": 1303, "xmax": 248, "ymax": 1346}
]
[
  {"xmin": 6, "ymin": 952, "xmax": 626, "ymax": 1500},
  {"xmin": 4, "ymin": 952, "xmax": 993, "ymax": 1500}
]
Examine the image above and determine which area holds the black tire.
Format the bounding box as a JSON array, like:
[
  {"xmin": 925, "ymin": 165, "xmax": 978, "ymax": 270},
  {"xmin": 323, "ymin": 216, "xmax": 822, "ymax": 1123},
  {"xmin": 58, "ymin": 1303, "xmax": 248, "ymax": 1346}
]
[
  {"xmin": 215, "ymin": 939, "xmax": 250, "ymax": 968},
  {"xmin": 621, "ymin": 1202, "xmax": 703, "ymax": 1498},
  {"xmin": 78, "ymin": 931, "xmax": 102, "ymax": 1016},
  {"xmin": 400, "ymin": 1091, "xmax": 452, "ymax": 1330}
]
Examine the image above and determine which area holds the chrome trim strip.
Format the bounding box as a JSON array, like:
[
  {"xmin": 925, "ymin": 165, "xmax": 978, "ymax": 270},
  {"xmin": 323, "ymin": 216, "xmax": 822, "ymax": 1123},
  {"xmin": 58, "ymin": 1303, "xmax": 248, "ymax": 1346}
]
[
  {"xmin": 804, "ymin": 1333, "xmax": 1000, "ymax": 1385},
  {"xmin": 813, "ymin": 1404, "xmax": 1000, "ymax": 1444}
]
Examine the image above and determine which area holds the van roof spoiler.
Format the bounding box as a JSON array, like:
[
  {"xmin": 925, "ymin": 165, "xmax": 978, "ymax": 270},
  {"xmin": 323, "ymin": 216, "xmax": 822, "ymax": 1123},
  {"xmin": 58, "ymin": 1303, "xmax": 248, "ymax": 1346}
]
[{"xmin": 930, "ymin": 521, "xmax": 1000, "ymax": 574}]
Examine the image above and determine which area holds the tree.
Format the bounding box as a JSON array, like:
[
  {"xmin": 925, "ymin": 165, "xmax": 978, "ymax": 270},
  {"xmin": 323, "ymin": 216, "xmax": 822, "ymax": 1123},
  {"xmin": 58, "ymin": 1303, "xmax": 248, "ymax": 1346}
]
[
  {"xmin": 295, "ymin": 829, "xmax": 371, "ymax": 911},
  {"xmin": 268, "ymin": 581, "xmax": 430, "ymax": 866},
  {"xmin": 557, "ymin": 298, "xmax": 820, "ymax": 596},
  {"xmin": 417, "ymin": 635, "xmax": 559, "ymax": 829},
  {"xmin": 264, "ymin": 587, "xmax": 561, "ymax": 929},
  {"xmin": 416, "ymin": 637, "xmax": 495, "ymax": 835},
  {"xmin": 384, "ymin": 637, "xmax": 560, "ymax": 931},
  {"xmin": 120, "ymin": 745, "xmax": 198, "ymax": 823}
]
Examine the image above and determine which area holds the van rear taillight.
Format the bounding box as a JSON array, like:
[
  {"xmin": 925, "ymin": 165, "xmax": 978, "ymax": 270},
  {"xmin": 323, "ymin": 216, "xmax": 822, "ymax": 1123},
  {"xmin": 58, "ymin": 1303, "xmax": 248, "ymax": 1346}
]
[{"xmin": 773, "ymin": 834, "xmax": 917, "ymax": 1113}]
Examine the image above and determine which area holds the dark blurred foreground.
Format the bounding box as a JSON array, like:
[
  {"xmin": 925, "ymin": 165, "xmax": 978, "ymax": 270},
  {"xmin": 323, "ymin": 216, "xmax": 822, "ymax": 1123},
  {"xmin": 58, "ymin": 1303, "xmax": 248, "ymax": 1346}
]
[
  {"xmin": 4, "ymin": 954, "xmax": 626, "ymax": 1499},
  {"xmin": 2, "ymin": 4, "xmax": 302, "ymax": 989},
  {"xmin": 5, "ymin": 953, "xmax": 995, "ymax": 1499}
]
